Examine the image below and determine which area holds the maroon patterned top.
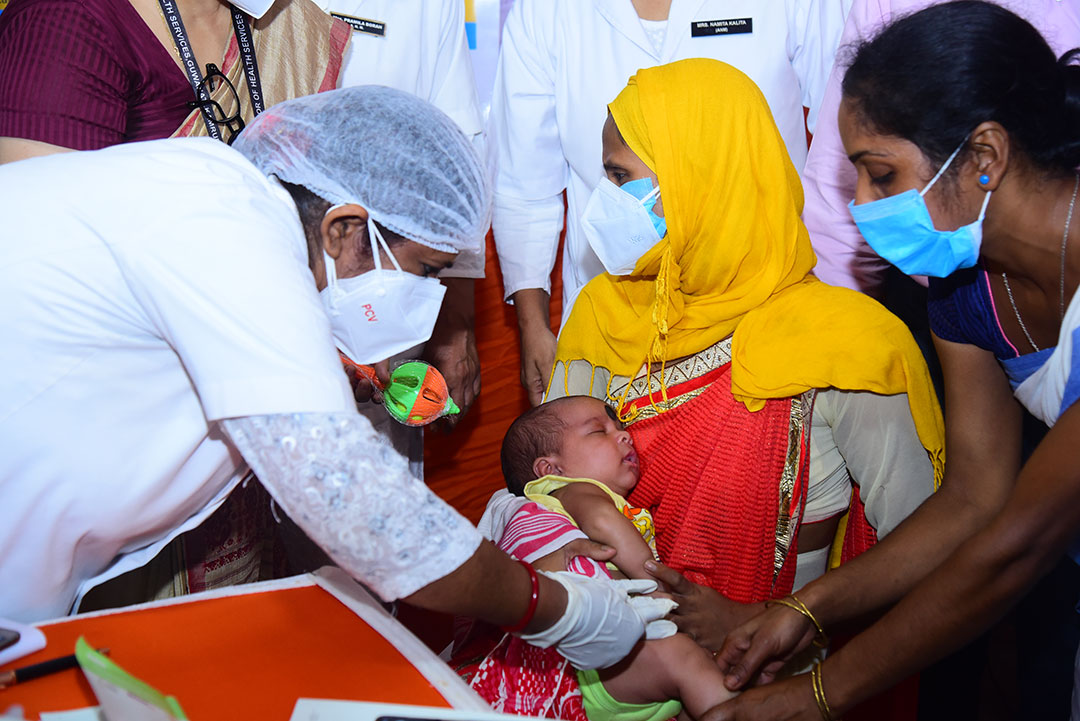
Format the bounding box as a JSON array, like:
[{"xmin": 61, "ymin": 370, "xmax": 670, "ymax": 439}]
[{"xmin": 0, "ymin": 0, "xmax": 194, "ymax": 149}]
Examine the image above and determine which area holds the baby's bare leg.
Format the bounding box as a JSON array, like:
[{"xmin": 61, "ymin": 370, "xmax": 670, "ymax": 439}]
[{"xmin": 598, "ymin": 633, "xmax": 736, "ymax": 719}]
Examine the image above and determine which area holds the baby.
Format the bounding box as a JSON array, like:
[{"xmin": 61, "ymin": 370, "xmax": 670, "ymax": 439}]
[{"xmin": 500, "ymin": 395, "xmax": 736, "ymax": 721}]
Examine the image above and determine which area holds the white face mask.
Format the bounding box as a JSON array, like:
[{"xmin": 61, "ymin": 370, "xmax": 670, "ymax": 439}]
[
  {"xmin": 581, "ymin": 177, "xmax": 666, "ymax": 275},
  {"xmin": 320, "ymin": 217, "xmax": 447, "ymax": 365}
]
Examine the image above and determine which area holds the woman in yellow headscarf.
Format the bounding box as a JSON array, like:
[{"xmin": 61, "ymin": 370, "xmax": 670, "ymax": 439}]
[{"xmin": 547, "ymin": 58, "xmax": 944, "ymax": 677}]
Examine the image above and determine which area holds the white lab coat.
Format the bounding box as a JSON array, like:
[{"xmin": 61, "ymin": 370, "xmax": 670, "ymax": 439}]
[
  {"xmin": 0, "ymin": 140, "xmax": 355, "ymax": 622},
  {"xmin": 491, "ymin": 0, "xmax": 848, "ymax": 311}
]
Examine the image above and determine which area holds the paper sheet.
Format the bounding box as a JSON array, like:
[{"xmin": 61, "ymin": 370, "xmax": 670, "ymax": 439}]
[{"xmin": 76, "ymin": 639, "xmax": 186, "ymax": 721}]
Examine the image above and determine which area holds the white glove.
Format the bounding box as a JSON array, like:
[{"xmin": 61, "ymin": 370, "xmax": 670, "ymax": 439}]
[
  {"xmin": 622, "ymin": 589, "xmax": 678, "ymax": 640},
  {"xmin": 518, "ymin": 571, "xmax": 678, "ymax": 669},
  {"xmin": 643, "ymin": 616, "xmax": 678, "ymax": 640}
]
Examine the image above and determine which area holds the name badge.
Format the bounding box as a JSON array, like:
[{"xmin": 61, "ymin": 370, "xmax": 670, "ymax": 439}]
[
  {"xmin": 691, "ymin": 18, "xmax": 753, "ymax": 37},
  {"xmin": 331, "ymin": 13, "xmax": 386, "ymax": 37}
]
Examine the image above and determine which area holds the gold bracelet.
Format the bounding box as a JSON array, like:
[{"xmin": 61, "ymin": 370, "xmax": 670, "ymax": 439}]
[
  {"xmin": 764, "ymin": 595, "xmax": 829, "ymax": 648},
  {"xmin": 789, "ymin": 594, "xmax": 829, "ymax": 648},
  {"xmin": 810, "ymin": 661, "xmax": 837, "ymax": 720}
]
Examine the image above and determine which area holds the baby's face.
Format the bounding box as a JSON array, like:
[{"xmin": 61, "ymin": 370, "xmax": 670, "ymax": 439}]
[{"xmin": 550, "ymin": 397, "xmax": 639, "ymax": 496}]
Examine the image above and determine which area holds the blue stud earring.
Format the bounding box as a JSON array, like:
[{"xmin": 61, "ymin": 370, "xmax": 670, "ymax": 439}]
[{"xmin": 979, "ymin": 174, "xmax": 991, "ymax": 185}]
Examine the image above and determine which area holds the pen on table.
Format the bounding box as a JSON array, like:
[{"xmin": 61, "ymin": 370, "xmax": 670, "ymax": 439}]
[{"xmin": 0, "ymin": 648, "xmax": 109, "ymax": 689}]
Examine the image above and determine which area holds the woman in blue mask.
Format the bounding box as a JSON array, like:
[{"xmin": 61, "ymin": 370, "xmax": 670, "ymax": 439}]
[{"xmin": 706, "ymin": 3, "xmax": 1080, "ymax": 719}]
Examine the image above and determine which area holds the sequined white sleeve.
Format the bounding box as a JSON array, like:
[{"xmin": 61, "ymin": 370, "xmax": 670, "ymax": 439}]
[{"xmin": 220, "ymin": 412, "xmax": 482, "ymax": 601}]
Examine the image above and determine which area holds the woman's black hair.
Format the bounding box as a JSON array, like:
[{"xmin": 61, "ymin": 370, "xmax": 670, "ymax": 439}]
[{"xmin": 842, "ymin": 1, "xmax": 1080, "ymax": 176}]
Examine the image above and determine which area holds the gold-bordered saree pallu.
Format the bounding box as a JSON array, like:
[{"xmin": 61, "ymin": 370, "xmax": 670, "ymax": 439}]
[
  {"xmin": 172, "ymin": 0, "xmax": 350, "ymax": 138},
  {"xmin": 547, "ymin": 337, "xmax": 814, "ymax": 602}
]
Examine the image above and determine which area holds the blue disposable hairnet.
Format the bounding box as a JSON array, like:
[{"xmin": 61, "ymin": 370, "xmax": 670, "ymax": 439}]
[{"xmin": 234, "ymin": 86, "xmax": 491, "ymax": 254}]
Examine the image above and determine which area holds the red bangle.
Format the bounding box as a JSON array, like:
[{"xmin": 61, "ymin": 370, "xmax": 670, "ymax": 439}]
[{"xmin": 501, "ymin": 560, "xmax": 540, "ymax": 633}]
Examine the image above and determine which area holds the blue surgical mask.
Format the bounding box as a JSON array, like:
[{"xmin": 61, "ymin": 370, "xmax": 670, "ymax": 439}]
[
  {"xmin": 621, "ymin": 177, "xmax": 668, "ymax": 239},
  {"xmin": 848, "ymin": 141, "xmax": 992, "ymax": 278}
]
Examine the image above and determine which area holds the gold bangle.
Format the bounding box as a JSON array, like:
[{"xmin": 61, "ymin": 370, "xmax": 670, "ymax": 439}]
[
  {"xmin": 789, "ymin": 594, "xmax": 829, "ymax": 648},
  {"xmin": 764, "ymin": 595, "xmax": 829, "ymax": 648},
  {"xmin": 810, "ymin": 661, "xmax": 838, "ymax": 720}
]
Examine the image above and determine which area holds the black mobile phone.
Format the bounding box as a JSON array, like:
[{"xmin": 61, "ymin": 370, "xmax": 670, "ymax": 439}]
[{"xmin": 0, "ymin": 627, "xmax": 19, "ymax": 652}]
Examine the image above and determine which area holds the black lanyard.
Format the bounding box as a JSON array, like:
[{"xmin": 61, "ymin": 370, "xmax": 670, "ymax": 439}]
[{"xmin": 157, "ymin": 0, "xmax": 265, "ymax": 141}]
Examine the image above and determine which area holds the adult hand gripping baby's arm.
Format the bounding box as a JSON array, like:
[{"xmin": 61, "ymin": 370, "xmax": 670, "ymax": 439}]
[
  {"xmin": 644, "ymin": 561, "xmax": 767, "ymax": 655},
  {"xmin": 713, "ymin": 602, "xmax": 819, "ymax": 690},
  {"xmin": 701, "ymin": 673, "xmax": 824, "ymax": 721},
  {"xmin": 533, "ymin": 538, "xmax": 616, "ymax": 573}
]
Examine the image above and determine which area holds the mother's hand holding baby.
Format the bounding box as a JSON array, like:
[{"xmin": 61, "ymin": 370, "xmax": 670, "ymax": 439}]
[{"xmin": 644, "ymin": 561, "xmax": 766, "ymax": 655}]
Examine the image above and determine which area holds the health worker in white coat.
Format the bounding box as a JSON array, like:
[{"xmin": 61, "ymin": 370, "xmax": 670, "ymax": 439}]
[
  {"xmin": 306, "ymin": 0, "xmax": 486, "ymax": 486},
  {"xmin": 491, "ymin": 0, "xmax": 850, "ymax": 405},
  {"xmin": 0, "ymin": 87, "xmax": 670, "ymax": 669}
]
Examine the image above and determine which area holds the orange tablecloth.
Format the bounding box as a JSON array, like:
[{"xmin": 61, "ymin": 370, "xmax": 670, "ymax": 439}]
[{"xmin": 0, "ymin": 579, "xmax": 456, "ymax": 720}]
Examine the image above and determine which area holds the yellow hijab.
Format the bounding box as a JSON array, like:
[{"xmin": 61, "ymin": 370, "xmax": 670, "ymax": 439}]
[{"xmin": 554, "ymin": 59, "xmax": 944, "ymax": 485}]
